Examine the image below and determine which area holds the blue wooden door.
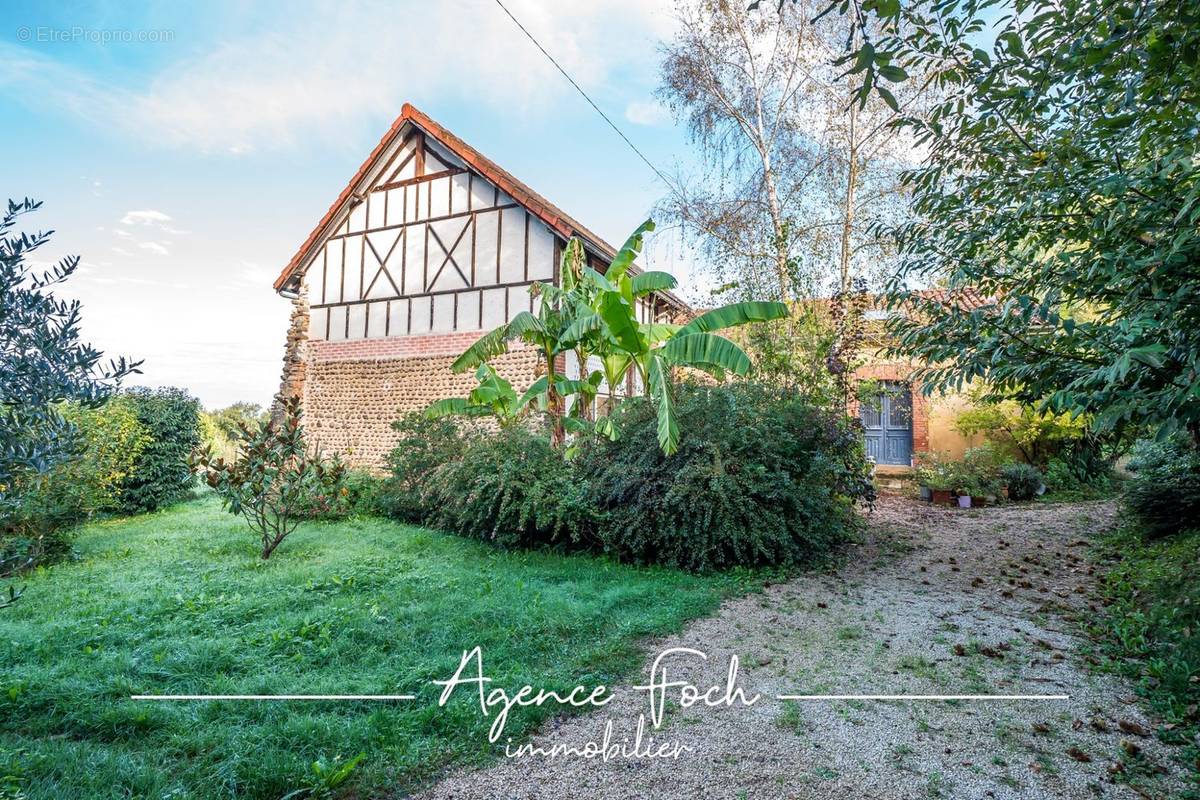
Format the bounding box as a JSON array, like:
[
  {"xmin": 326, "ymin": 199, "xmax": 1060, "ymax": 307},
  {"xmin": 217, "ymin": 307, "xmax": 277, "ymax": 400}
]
[{"xmin": 861, "ymin": 382, "xmax": 913, "ymax": 466}]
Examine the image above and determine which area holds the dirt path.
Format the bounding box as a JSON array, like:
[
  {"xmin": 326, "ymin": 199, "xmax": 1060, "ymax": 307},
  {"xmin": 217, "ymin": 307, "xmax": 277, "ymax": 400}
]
[{"xmin": 412, "ymin": 498, "xmax": 1186, "ymax": 799}]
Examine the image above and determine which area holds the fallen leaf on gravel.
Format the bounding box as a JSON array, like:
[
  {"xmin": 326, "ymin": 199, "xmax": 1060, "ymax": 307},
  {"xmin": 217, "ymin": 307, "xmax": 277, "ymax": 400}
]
[
  {"xmin": 1066, "ymin": 747, "xmax": 1092, "ymax": 762},
  {"xmin": 816, "ymin": 602, "xmax": 828, "ymax": 609},
  {"xmin": 1118, "ymin": 719, "xmax": 1150, "ymax": 737},
  {"xmin": 1120, "ymin": 739, "xmax": 1141, "ymax": 757},
  {"xmin": 1033, "ymin": 638, "xmax": 1054, "ymax": 650},
  {"xmin": 1072, "ymin": 718, "xmax": 1084, "ymax": 731},
  {"xmin": 1032, "ymin": 722, "xmax": 1051, "ymax": 734},
  {"xmin": 953, "ymin": 644, "xmax": 967, "ymax": 656},
  {"xmin": 1090, "ymin": 717, "xmax": 1109, "ymax": 732}
]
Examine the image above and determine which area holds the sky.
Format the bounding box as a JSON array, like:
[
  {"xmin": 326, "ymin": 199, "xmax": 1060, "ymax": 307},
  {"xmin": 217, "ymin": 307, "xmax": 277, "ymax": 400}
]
[{"xmin": 1, "ymin": 0, "xmax": 708, "ymax": 409}]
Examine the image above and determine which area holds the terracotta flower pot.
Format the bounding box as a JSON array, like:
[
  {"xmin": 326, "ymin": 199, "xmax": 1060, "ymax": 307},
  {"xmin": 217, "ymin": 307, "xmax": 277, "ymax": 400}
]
[{"xmin": 931, "ymin": 489, "xmax": 954, "ymax": 505}]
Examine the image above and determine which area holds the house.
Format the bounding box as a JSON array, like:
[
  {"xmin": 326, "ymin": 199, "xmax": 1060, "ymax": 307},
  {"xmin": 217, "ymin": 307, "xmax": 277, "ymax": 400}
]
[
  {"xmin": 850, "ymin": 288, "xmax": 989, "ymax": 472},
  {"xmin": 271, "ymin": 104, "xmax": 689, "ymax": 469}
]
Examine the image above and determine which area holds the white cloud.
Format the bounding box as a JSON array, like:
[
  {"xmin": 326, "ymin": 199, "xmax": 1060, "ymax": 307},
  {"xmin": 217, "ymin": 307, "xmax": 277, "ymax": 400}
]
[
  {"xmin": 0, "ymin": 1, "xmax": 678, "ymax": 154},
  {"xmin": 138, "ymin": 241, "xmax": 170, "ymax": 256},
  {"xmin": 120, "ymin": 209, "xmax": 173, "ymax": 226},
  {"xmin": 625, "ymin": 99, "xmax": 671, "ymax": 127}
]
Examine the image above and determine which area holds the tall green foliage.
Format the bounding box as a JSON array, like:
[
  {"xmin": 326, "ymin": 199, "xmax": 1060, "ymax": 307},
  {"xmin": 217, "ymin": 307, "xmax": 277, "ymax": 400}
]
[
  {"xmin": 118, "ymin": 387, "xmax": 202, "ymax": 513},
  {"xmin": 820, "ymin": 0, "xmax": 1200, "ymax": 441},
  {"xmin": 444, "ymin": 221, "xmax": 789, "ymax": 454},
  {"xmin": 1, "ymin": 199, "xmax": 139, "ymax": 601}
]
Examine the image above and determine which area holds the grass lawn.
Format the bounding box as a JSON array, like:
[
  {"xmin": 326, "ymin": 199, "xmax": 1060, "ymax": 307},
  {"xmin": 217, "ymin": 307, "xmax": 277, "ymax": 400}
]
[
  {"xmin": 0, "ymin": 495, "xmax": 758, "ymax": 799},
  {"xmin": 1087, "ymin": 521, "xmax": 1200, "ymax": 797}
]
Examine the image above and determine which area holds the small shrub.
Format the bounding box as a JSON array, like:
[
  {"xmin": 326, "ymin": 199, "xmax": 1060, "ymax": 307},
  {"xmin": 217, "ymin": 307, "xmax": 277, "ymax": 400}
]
[
  {"xmin": 955, "ymin": 445, "xmax": 1005, "ymax": 498},
  {"xmin": 1001, "ymin": 462, "xmax": 1043, "ymax": 502},
  {"xmin": 295, "ymin": 468, "xmax": 380, "ymax": 520},
  {"xmin": 913, "ymin": 451, "xmax": 957, "ymax": 491},
  {"xmin": 1124, "ymin": 438, "xmax": 1200, "ymax": 539},
  {"xmin": 573, "ymin": 382, "xmax": 874, "ymax": 571},
  {"xmin": 195, "ymin": 397, "xmax": 345, "ymax": 559},
  {"xmin": 118, "ymin": 387, "xmax": 202, "ymax": 513}
]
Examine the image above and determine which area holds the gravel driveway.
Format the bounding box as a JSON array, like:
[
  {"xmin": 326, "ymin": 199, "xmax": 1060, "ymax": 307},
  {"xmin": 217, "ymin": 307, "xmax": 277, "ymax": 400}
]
[{"xmin": 410, "ymin": 497, "xmax": 1187, "ymax": 799}]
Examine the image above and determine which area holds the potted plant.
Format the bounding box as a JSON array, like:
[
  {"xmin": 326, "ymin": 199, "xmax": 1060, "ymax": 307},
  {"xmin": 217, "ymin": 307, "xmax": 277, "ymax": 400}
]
[
  {"xmin": 915, "ymin": 452, "xmax": 955, "ymax": 504},
  {"xmin": 955, "ymin": 484, "xmax": 974, "ymax": 508}
]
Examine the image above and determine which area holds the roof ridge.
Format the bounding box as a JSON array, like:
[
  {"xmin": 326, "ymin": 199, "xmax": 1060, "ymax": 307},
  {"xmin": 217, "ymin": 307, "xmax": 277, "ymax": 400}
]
[{"xmin": 275, "ymin": 103, "xmax": 626, "ymax": 291}]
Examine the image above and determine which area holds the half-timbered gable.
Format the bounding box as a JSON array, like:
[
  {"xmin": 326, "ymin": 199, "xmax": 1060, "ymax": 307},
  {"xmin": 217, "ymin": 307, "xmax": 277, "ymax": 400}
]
[{"xmin": 272, "ymin": 103, "xmax": 688, "ymax": 468}]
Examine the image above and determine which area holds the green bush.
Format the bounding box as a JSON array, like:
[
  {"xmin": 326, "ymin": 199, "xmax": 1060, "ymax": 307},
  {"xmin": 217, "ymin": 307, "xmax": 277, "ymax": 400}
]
[
  {"xmin": 380, "ymin": 384, "xmax": 873, "ymax": 571},
  {"xmin": 295, "ymin": 468, "xmax": 380, "ymax": 520},
  {"xmin": 118, "ymin": 387, "xmax": 202, "ymax": 513},
  {"xmin": 2, "ymin": 398, "xmax": 151, "ymax": 573},
  {"xmin": 55, "ymin": 397, "xmax": 151, "ymax": 515},
  {"xmin": 1089, "ymin": 523, "xmax": 1200, "ymax": 778},
  {"xmin": 1001, "ymin": 462, "xmax": 1043, "ymax": 502},
  {"xmin": 378, "ymin": 413, "xmax": 479, "ymax": 522},
  {"xmin": 573, "ymin": 382, "xmax": 874, "ymax": 571},
  {"xmin": 411, "ymin": 423, "xmax": 590, "ymax": 550},
  {"xmin": 1124, "ymin": 438, "xmax": 1200, "ymax": 539}
]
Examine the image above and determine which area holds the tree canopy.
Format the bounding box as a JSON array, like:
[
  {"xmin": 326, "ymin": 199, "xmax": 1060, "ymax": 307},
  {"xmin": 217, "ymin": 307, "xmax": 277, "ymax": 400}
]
[{"xmin": 819, "ymin": 0, "xmax": 1200, "ymax": 440}]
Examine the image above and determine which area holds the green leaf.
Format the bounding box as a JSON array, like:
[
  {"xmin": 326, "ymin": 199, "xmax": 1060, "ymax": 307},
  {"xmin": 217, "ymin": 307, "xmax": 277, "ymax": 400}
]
[
  {"xmin": 517, "ymin": 376, "xmax": 549, "ymax": 410},
  {"xmin": 561, "ymin": 313, "xmax": 603, "ymax": 346},
  {"xmin": 606, "ymin": 219, "xmax": 655, "ymax": 283},
  {"xmin": 424, "ymin": 398, "xmax": 490, "ymax": 419},
  {"xmin": 678, "ymin": 301, "xmax": 789, "ymax": 335},
  {"xmin": 451, "ymin": 324, "xmax": 511, "ymax": 372},
  {"xmin": 647, "ymin": 355, "xmax": 679, "ymax": 455},
  {"xmin": 597, "ymin": 291, "xmax": 644, "ymax": 353},
  {"xmin": 630, "ymin": 270, "xmax": 678, "ymax": 297},
  {"xmin": 876, "ymin": 84, "xmax": 899, "ymax": 112},
  {"xmin": 657, "ymin": 332, "xmax": 753, "ymax": 376}
]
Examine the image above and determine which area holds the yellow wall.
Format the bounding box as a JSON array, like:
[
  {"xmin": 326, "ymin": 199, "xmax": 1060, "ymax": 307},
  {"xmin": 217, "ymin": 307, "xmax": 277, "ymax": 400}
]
[{"xmin": 927, "ymin": 391, "xmax": 985, "ymax": 459}]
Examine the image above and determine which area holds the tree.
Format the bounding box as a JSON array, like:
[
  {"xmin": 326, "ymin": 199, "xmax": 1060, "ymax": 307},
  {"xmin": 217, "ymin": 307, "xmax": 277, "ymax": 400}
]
[
  {"xmin": 208, "ymin": 402, "xmax": 270, "ymax": 440},
  {"xmin": 1, "ymin": 198, "xmax": 139, "ymax": 601},
  {"xmin": 195, "ymin": 396, "xmax": 345, "ymax": 559},
  {"xmin": 820, "ymin": 0, "xmax": 1200, "ymax": 443},
  {"xmin": 657, "ymin": 1, "xmax": 924, "ymax": 296}
]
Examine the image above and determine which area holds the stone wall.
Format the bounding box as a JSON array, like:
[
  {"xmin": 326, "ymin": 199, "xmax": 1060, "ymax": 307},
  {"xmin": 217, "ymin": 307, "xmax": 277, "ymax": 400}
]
[
  {"xmin": 302, "ymin": 340, "xmax": 540, "ymax": 471},
  {"xmin": 272, "ymin": 287, "xmax": 309, "ymax": 421},
  {"xmin": 271, "ymin": 288, "xmax": 541, "ymax": 471}
]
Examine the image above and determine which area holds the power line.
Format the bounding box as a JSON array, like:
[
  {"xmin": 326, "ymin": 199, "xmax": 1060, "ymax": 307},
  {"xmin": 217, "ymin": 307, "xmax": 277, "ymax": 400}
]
[{"xmin": 491, "ymin": 0, "xmax": 675, "ymax": 190}]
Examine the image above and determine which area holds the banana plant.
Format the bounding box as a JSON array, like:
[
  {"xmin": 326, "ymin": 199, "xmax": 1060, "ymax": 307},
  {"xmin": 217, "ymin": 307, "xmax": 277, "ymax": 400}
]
[
  {"xmin": 450, "ymin": 262, "xmax": 581, "ymax": 448},
  {"xmin": 424, "ymin": 364, "xmax": 526, "ymax": 427},
  {"xmin": 561, "ymin": 220, "xmax": 790, "ymax": 454}
]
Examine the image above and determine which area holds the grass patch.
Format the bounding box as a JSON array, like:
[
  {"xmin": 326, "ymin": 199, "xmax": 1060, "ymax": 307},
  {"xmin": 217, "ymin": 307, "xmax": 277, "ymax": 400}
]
[
  {"xmin": 0, "ymin": 496, "xmax": 757, "ymax": 798},
  {"xmin": 1087, "ymin": 519, "xmax": 1200, "ymax": 798}
]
